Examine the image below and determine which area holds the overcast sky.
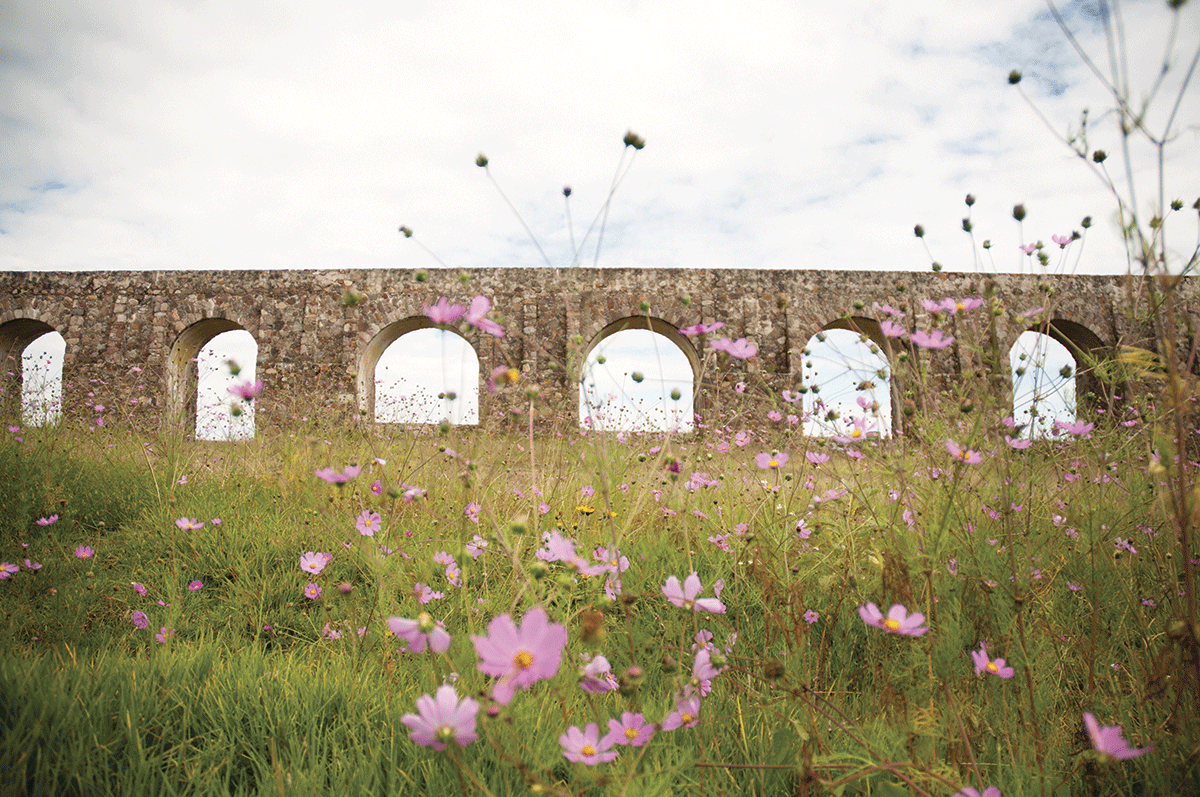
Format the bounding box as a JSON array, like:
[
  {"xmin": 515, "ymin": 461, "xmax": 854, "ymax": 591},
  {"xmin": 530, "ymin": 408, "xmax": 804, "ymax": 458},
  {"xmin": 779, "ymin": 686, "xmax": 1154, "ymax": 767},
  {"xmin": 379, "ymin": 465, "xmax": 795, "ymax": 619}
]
[{"xmin": 2, "ymin": 1, "xmax": 1196, "ymax": 277}]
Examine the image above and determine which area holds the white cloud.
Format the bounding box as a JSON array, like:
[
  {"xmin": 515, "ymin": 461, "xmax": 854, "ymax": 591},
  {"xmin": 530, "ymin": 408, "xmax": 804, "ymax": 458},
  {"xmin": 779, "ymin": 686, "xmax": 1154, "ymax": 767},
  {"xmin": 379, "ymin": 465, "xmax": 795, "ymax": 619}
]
[{"xmin": 1, "ymin": 0, "xmax": 1195, "ymax": 274}]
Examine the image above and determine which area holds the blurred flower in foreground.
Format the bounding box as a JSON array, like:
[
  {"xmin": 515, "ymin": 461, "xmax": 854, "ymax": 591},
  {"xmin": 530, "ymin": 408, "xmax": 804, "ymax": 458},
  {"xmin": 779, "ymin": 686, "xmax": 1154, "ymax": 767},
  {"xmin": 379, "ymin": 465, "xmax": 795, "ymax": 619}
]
[
  {"xmin": 561, "ymin": 722, "xmax": 619, "ymax": 764},
  {"xmin": 663, "ymin": 572, "xmax": 726, "ymax": 613},
  {"xmin": 472, "ymin": 607, "xmax": 567, "ymax": 705},
  {"xmin": 401, "ymin": 685, "xmax": 479, "ymax": 751},
  {"xmin": 1083, "ymin": 712, "xmax": 1152, "ymax": 761},
  {"xmin": 388, "ymin": 613, "xmax": 451, "ymax": 654}
]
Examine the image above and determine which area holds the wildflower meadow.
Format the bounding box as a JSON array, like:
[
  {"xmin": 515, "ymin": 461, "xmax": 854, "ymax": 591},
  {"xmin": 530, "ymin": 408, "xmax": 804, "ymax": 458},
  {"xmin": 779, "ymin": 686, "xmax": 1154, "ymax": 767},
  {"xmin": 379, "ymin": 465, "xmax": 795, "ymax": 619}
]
[{"xmin": 2, "ymin": 6, "xmax": 1199, "ymax": 796}]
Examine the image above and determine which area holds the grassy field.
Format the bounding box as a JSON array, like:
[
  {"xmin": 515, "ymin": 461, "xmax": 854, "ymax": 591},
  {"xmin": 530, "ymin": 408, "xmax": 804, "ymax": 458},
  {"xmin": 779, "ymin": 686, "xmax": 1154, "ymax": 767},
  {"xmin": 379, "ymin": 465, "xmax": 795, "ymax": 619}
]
[{"xmin": 0, "ymin": 374, "xmax": 1197, "ymax": 797}]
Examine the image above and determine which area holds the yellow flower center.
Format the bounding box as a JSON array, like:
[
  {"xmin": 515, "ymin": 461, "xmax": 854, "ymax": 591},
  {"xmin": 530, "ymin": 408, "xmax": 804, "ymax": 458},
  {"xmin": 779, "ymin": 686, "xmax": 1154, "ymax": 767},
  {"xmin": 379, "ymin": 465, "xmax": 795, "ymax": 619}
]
[
  {"xmin": 505, "ymin": 368, "xmax": 520, "ymax": 383},
  {"xmin": 956, "ymin": 302, "xmax": 966, "ymax": 312},
  {"xmin": 680, "ymin": 713, "xmax": 694, "ymax": 724},
  {"xmin": 581, "ymin": 744, "xmax": 596, "ymax": 756},
  {"xmin": 768, "ymin": 458, "xmax": 779, "ymax": 468},
  {"xmin": 624, "ymin": 727, "xmax": 638, "ymax": 741},
  {"xmin": 986, "ymin": 661, "xmax": 998, "ymax": 673},
  {"xmin": 514, "ymin": 650, "xmax": 534, "ymax": 669},
  {"xmin": 611, "ymin": 560, "xmax": 619, "ymax": 567},
  {"xmin": 851, "ymin": 429, "xmax": 862, "ymax": 438},
  {"xmin": 958, "ymin": 449, "xmax": 970, "ymax": 460},
  {"xmin": 883, "ymin": 618, "xmax": 901, "ymax": 631}
]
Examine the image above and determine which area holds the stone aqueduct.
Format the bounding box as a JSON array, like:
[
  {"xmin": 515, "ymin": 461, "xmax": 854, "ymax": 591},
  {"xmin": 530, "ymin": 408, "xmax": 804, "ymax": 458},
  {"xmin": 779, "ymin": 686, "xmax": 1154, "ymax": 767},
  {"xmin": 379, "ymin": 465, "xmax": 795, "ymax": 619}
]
[{"xmin": 1, "ymin": 267, "xmax": 1196, "ymax": 432}]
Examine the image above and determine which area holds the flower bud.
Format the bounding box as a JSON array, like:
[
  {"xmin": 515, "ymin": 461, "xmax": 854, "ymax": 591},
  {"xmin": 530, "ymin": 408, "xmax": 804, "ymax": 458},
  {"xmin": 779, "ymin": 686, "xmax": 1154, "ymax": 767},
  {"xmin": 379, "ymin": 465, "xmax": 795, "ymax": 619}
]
[
  {"xmin": 399, "ymin": 226, "xmax": 413, "ymax": 237},
  {"xmin": 338, "ymin": 581, "xmax": 353, "ymax": 595},
  {"xmin": 962, "ymin": 218, "xmax": 972, "ymax": 232},
  {"xmin": 660, "ymin": 655, "xmax": 678, "ymax": 674},
  {"xmin": 475, "ymin": 153, "xmax": 488, "ymax": 167},
  {"xmin": 415, "ymin": 270, "xmax": 428, "ymax": 282},
  {"xmin": 1082, "ymin": 216, "xmax": 1092, "ymax": 228},
  {"xmin": 623, "ymin": 130, "xmax": 645, "ymax": 149},
  {"xmin": 913, "ymin": 224, "xmax": 925, "ymax": 238},
  {"xmin": 632, "ymin": 372, "xmax": 644, "ymax": 383},
  {"xmin": 1092, "ymin": 149, "xmax": 1107, "ymax": 163},
  {"xmin": 1008, "ymin": 70, "xmax": 1021, "ymax": 84},
  {"xmin": 965, "ymin": 194, "xmax": 976, "ymax": 206},
  {"xmin": 562, "ymin": 185, "xmax": 572, "ymax": 197},
  {"xmin": 1012, "ymin": 204, "xmax": 1026, "ymax": 221},
  {"xmin": 764, "ymin": 658, "xmax": 785, "ymax": 679}
]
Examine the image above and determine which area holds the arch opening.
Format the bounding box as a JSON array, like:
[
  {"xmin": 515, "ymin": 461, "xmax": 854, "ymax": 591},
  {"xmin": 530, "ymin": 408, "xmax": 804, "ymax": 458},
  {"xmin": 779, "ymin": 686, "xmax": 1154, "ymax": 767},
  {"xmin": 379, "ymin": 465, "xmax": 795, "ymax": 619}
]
[
  {"xmin": 801, "ymin": 326, "xmax": 893, "ymax": 439},
  {"xmin": 366, "ymin": 320, "xmax": 480, "ymax": 425},
  {"xmin": 578, "ymin": 317, "xmax": 698, "ymax": 433},
  {"xmin": 1010, "ymin": 330, "xmax": 1076, "ymax": 438},
  {"xmin": 1, "ymin": 320, "xmax": 64, "ymax": 428},
  {"xmin": 168, "ymin": 319, "xmax": 253, "ymax": 439},
  {"xmin": 196, "ymin": 330, "xmax": 259, "ymax": 441}
]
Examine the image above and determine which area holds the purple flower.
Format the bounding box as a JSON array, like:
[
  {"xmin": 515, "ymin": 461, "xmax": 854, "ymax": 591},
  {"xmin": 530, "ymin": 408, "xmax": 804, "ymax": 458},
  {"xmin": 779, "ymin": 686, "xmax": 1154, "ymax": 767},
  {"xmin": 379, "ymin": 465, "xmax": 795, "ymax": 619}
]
[
  {"xmin": 471, "ymin": 606, "xmax": 567, "ymax": 704},
  {"xmin": 370, "ymin": 480, "xmax": 383, "ymax": 496},
  {"xmin": 23, "ymin": 559, "xmax": 41, "ymax": 571},
  {"xmin": 304, "ymin": 582, "xmax": 322, "ymax": 600},
  {"xmin": 804, "ymin": 609, "xmax": 819, "ymax": 625},
  {"xmin": 131, "ymin": 582, "xmax": 147, "ymax": 596},
  {"xmin": 561, "ymin": 722, "xmax": 619, "ymax": 764},
  {"xmin": 1052, "ymin": 233, "xmax": 1073, "ymax": 247},
  {"xmin": 711, "ymin": 336, "xmax": 758, "ymax": 359},
  {"xmin": 300, "ymin": 551, "xmax": 327, "ymax": 575},
  {"xmin": 464, "ymin": 295, "xmax": 505, "ymax": 337},
  {"xmin": 424, "ymin": 297, "xmax": 467, "ymax": 325},
  {"xmin": 970, "ymin": 642, "xmax": 1014, "ymax": 678},
  {"xmin": 578, "ymin": 654, "xmax": 619, "ymax": 694},
  {"xmin": 805, "ymin": 452, "xmax": 830, "ymax": 465},
  {"xmin": 1019, "ymin": 243, "xmax": 1038, "ymax": 255},
  {"xmin": 314, "ymin": 465, "xmax": 362, "ymax": 484},
  {"xmin": 35, "ymin": 515, "xmax": 58, "ymax": 526},
  {"xmin": 415, "ymin": 582, "xmax": 445, "ymax": 603},
  {"xmin": 188, "ymin": 580, "xmax": 203, "ymax": 591},
  {"xmin": 131, "ymin": 611, "xmax": 149, "ymax": 630},
  {"xmin": 911, "ymin": 329, "xmax": 954, "ymax": 349},
  {"xmin": 858, "ymin": 602, "xmax": 928, "ymax": 636},
  {"xmin": 602, "ymin": 712, "xmax": 655, "ymax": 748},
  {"xmin": 881, "ymin": 319, "xmax": 906, "ymax": 338},
  {"xmin": 754, "ymin": 451, "xmax": 789, "ymax": 470},
  {"xmin": 155, "ymin": 627, "xmax": 175, "ymax": 644},
  {"xmin": 1005, "ymin": 435, "xmax": 1032, "ymax": 450},
  {"xmin": 0, "ymin": 562, "xmax": 18, "ymax": 579},
  {"xmin": 355, "ymin": 510, "xmax": 382, "ymax": 537},
  {"xmin": 175, "ymin": 517, "xmax": 204, "ymax": 531},
  {"xmin": 663, "ymin": 573, "xmax": 726, "ymax": 613},
  {"xmin": 661, "ymin": 695, "xmax": 702, "ymax": 730},
  {"xmin": 679, "ymin": 321, "xmax": 725, "ymax": 336},
  {"xmin": 401, "ymin": 684, "xmax": 480, "ymax": 751},
  {"xmin": 227, "ymin": 379, "xmax": 264, "ymax": 401},
  {"xmin": 387, "ymin": 612, "xmax": 451, "ymax": 654},
  {"xmin": 74, "ymin": 545, "xmax": 95, "ymax": 560},
  {"xmin": 946, "ymin": 439, "xmax": 983, "ymax": 464},
  {"xmin": 1083, "ymin": 712, "xmax": 1152, "ymax": 761}
]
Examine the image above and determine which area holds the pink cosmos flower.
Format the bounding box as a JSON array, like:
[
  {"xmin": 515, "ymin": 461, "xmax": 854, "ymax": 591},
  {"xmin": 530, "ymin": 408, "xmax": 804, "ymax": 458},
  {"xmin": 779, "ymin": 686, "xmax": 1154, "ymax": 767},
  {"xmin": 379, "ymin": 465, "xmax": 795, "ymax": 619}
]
[
  {"xmin": 0, "ymin": 562, "xmax": 19, "ymax": 579},
  {"xmin": 35, "ymin": 515, "xmax": 58, "ymax": 526},
  {"xmin": 663, "ymin": 572, "xmax": 726, "ymax": 613},
  {"xmin": 1083, "ymin": 712, "xmax": 1153, "ymax": 761},
  {"xmin": 711, "ymin": 337, "xmax": 758, "ymax": 359},
  {"xmin": 804, "ymin": 609, "xmax": 819, "ymax": 625},
  {"xmin": 387, "ymin": 612, "xmax": 451, "ymax": 654},
  {"xmin": 23, "ymin": 559, "xmax": 41, "ymax": 571},
  {"xmin": 601, "ymin": 712, "xmax": 655, "ymax": 748},
  {"xmin": 415, "ymin": 582, "xmax": 445, "ymax": 603},
  {"xmin": 401, "ymin": 685, "xmax": 480, "ymax": 751},
  {"xmin": 304, "ymin": 582, "xmax": 322, "ymax": 600},
  {"xmin": 188, "ymin": 580, "xmax": 203, "ymax": 591},
  {"xmin": 578, "ymin": 654, "xmax": 619, "ymax": 693},
  {"xmin": 806, "ymin": 451, "xmax": 830, "ymax": 465},
  {"xmin": 464, "ymin": 295, "xmax": 505, "ymax": 337},
  {"xmin": 858, "ymin": 602, "xmax": 928, "ymax": 636},
  {"xmin": 910, "ymin": 329, "xmax": 954, "ymax": 349},
  {"xmin": 679, "ymin": 321, "xmax": 724, "ymax": 336},
  {"xmin": 75, "ymin": 545, "xmax": 95, "ymax": 559},
  {"xmin": 954, "ymin": 788, "xmax": 1001, "ymax": 797},
  {"xmin": 355, "ymin": 510, "xmax": 381, "ymax": 536},
  {"xmin": 560, "ymin": 722, "xmax": 619, "ymax": 764},
  {"xmin": 471, "ymin": 606, "xmax": 568, "ymax": 705},
  {"xmin": 1052, "ymin": 233, "xmax": 1073, "ymax": 247},
  {"xmin": 873, "ymin": 302, "xmax": 904, "ymax": 317},
  {"xmin": 424, "ymin": 297, "xmax": 467, "ymax": 325},
  {"xmin": 131, "ymin": 582, "xmax": 147, "ymax": 595},
  {"xmin": 131, "ymin": 611, "xmax": 149, "ymax": 630},
  {"xmin": 754, "ymin": 451, "xmax": 789, "ymax": 469},
  {"xmin": 314, "ymin": 465, "xmax": 362, "ymax": 484},
  {"xmin": 155, "ymin": 627, "xmax": 175, "ymax": 644},
  {"xmin": 227, "ymin": 379, "xmax": 264, "ymax": 401},
  {"xmin": 1019, "ymin": 243, "xmax": 1038, "ymax": 255},
  {"xmin": 175, "ymin": 517, "xmax": 204, "ymax": 531},
  {"xmin": 881, "ymin": 319, "xmax": 906, "ymax": 338},
  {"xmin": 1053, "ymin": 419, "xmax": 1095, "ymax": 437},
  {"xmin": 661, "ymin": 695, "xmax": 702, "ymax": 730},
  {"xmin": 1005, "ymin": 435, "xmax": 1032, "ymax": 450},
  {"xmin": 300, "ymin": 552, "xmax": 327, "ymax": 575},
  {"xmin": 370, "ymin": 480, "xmax": 383, "ymax": 496},
  {"xmin": 971, "ymin": 642, "xmax": 1015, "ymax": 678},
  {"xmin": 946, "ymin": 439, "xmax": 983, "ymax": 464}
]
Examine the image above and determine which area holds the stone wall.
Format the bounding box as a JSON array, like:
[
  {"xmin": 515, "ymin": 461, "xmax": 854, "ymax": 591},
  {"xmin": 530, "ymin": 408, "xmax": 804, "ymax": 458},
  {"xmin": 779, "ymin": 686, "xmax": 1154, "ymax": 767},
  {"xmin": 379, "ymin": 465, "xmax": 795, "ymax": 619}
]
[{"xmin": 1, "ymin": 267, "xmax": 1196, "ymax": 432}]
